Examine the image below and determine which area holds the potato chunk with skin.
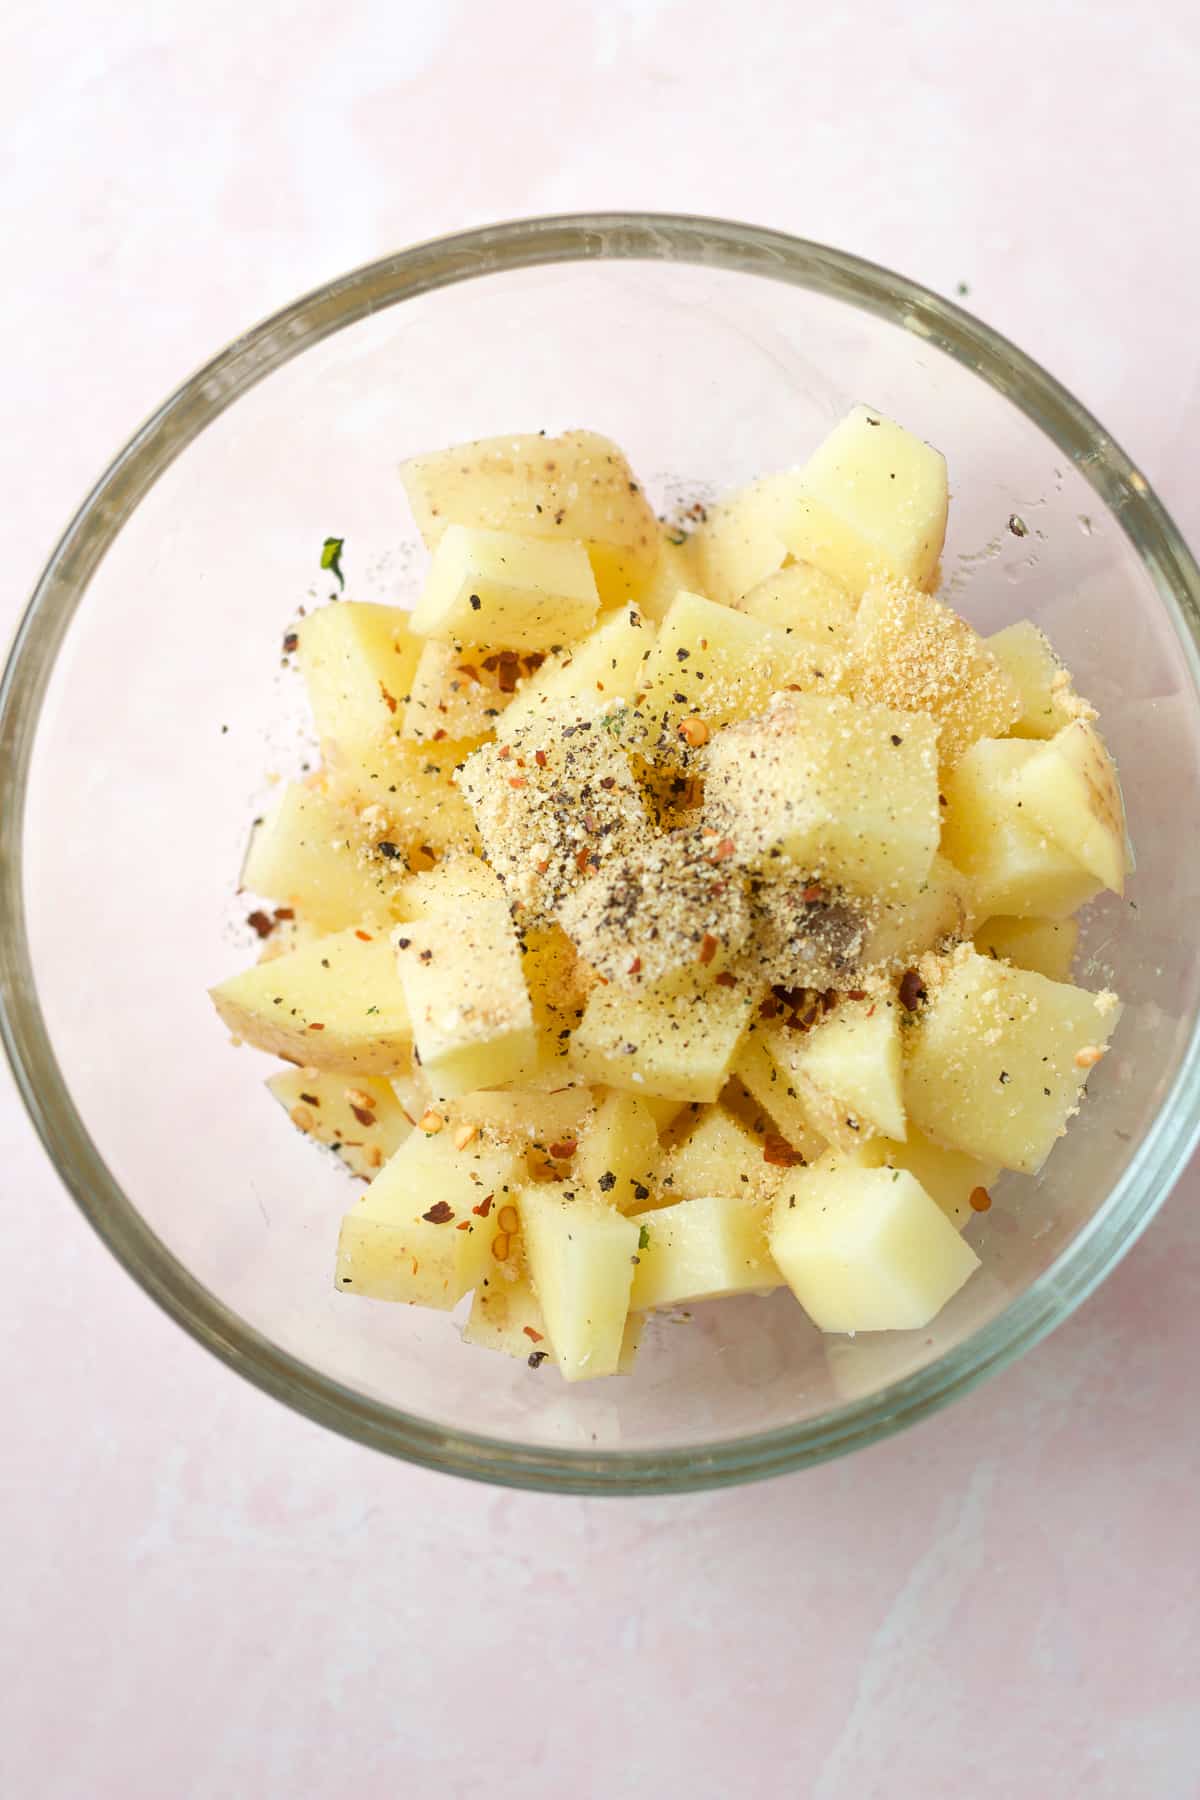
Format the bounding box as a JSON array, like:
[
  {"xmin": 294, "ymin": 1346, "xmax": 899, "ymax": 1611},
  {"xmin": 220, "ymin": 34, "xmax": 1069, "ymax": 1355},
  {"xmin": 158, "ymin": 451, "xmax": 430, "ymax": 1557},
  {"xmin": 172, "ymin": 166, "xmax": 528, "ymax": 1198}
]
[
  {"xmin": 412, "ymin": 525, "xmax": 599, "ymax": 651},
  {"xmin": 400, "ymin": 429, "xmax": 659, "ymax": 605},
  {"xmin": 694, "ymin": 472, "xmax": 795, "ymax": 606},
  {"xmin": 570, "ymin": 966, "xmax": 759, "ymax": 1103},
  {"xmin": 637, "ymin": 589, "xmax": 837, "ymax": 737},
  {"xmin": 987, "ymin": 620, "xmax": 1095, "ymax": 740},
  {"xmin": 210, "ymin": 927, "xmax": 411, "ymax": 1073},
  {"xmin": 769, "ymin": 1164, "xmax": 980, "ymax": 1332},
  {"xmin": 497, "ymin": 605, "xmax": 654, "ymax": 740},
  {"xmin": 974, "ymin": 915, "xmax": 1078, "ymax": 983},
  {"xmin": 557, "ymin": 827, "xmax": 750, "ymax": 988},
  {"xmin": 904, "ymin": 945, "xmax": 1122, "ymax": 1173},
  {"xmin": 849, "ymin": 577, "xmax": 1020, "ymax": 765},
  {"xmin": 335, "ymin": 1129, "xmax": 518, "ymax": 1308},
  {"xmin": 790, "ymin": 993, "xmax": 907, "ymax": 1146},
  {"xmin": 456, "ymin": 721, "xmax": 648, "ymax": 921},
  {"xmin": 267, "ymin": 1068, "xmax": 411, "ymax": 1178},
  {"xmin": 1009, "ymin": 719, "xmax": 1129, "ymax": 894},
  {"xmin": 631, "ymin": 1194, "xmax": 781, "ymax": 1310},
  {"xmin": 703, "ymin": 694, "xmax": 940, "ymax": 902},
  {"xmin": 574, "ymin": 1090, "xmax": 659, "ymax": 1211},
  {"xmin": 776, "ymin": 405, "xmax": 949, "ymax": 595},
  {"xmin": 941, "ymin": 738, "xmax": 1102, "ymax": 919},
  {"xmin": 297, "ymin": 602, "xmax": 423, "ymax": 758},
  {"xmin": 394, "ymin": 860, "xmax": 537, "ymax": 1099},
  {"xmin": 518, "ymin": 1187, "xmax": 639, "ymax": 1381},
  {"xmin": 241, "ymin": 782, "xmax": 401, "ymax": 930}
]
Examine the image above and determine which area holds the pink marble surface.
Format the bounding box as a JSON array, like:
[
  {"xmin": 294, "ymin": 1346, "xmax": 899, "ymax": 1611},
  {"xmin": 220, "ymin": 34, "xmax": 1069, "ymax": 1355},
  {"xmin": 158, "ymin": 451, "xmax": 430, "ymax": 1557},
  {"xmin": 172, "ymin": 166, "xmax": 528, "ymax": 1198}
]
[{"xmin": 4, "ymin": 4, "xmax": 1200, "ymax": 1795}]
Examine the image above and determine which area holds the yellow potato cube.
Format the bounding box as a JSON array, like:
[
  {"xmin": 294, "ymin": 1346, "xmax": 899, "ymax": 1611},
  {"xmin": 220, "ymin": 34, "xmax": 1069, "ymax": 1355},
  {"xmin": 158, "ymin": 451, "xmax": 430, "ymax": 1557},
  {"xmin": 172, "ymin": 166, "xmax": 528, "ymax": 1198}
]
[
  {"xmin": 858, "ymin": 854, "xmax": 973, "ymax": 971},
  {"xmin": 664, "ymin": 1104, "xmax": 777, "ymax": 1203},
  {"xmin": 637, "ymin": 590, "xmax": 836, "ymax": 736},
  {"xmin": 335, "ymin": 1129, "xmax": 518, "ymax": 1308},
  {"xmin": 400, "ymin": 428, "xmax": 659, "ymax": 606},
  {"xmin": 703, "ymin": 694, "xmax": 940, "ymax": 901},
  {"xmin": 974, "ymin": 915, "xmax": 1078, "ymax": 983},
  {"xmin": 496, "ymin": 605, "xmax": 654, "ymax": 739},
  {"xmin": 776, "ymin": 405, "xmax": 948, "ymax": 595},
  {"xmin": 641, "ymin": 1095, "xmax": 690, "ymax": 1135},
  {"xmin": 736, "ymin": 560, "xmax": 855, "ymax": 641},
  {"xmin": 393, "ymin": 861, "xmax": 537, "ymax": 1099},
  {"xmin": 631, "ymin": 1193, "xmax": 780, "ymax": 1310},
  {"xmin": 241, "ymin": 782, "xmax": 400, "ymax": 930},
  {"xmin": 452, "ymin": 1086, "xmax": 595, "ymax": 1149},
  {"xmin": 636, "ymin": 526, "xmax": 709, "ymax": 622},
  {"xmin": 324, "ymin": 738, "xmax": 481, "ymax": 861},
  {"xmin": 297, "ymin": 601, "xmax": 422, "ymax": 758},
  {"xmin": 210, "ymin": 927, "xmax": 411, "ymax": 1073},
  {"xmin": 790, "ymin": 993, "xmax": 906, "ymax": 1145},
  {"xmin": 266, "ymin": 1067, "xmax": 411, "ymax": 1178},
  {"xmin": 518, "ymin": 923, "xmax": 595, "ymax": 1088},
  {"xmin": 877, "ymin": 1129, "xmax": 999, "ymax": 1230},
  {"xmin": 849, "ymin": 577, "xmax": 1020, "ymax": 765},
  {"xmin": 694, "ymin": 472, "xmax": 795, "ymax": 606},
  {"xmin": 1009, "ymin": 719, "xmax": 1129, "ymax": 894},
  {"xmin": 569, "ymin": 966, "xmax": 758, "ymax": 1103},
  {"xmin": 941, "ymin": 738, "xmax": 1102, "ymax": 918},
  {"xmin": 574, "ymin": 1090, "xmax": 659, "ymax": 1211},
  {"xmin": 518, "ymin": 1187, "xmax": 639, "ymax": 1380},
  {"xmin": 733, "ymin": 1030, "xmax": 828, "ymax": 1162},
  {"xmin": 400, "ymin": 639, "xmax": 517, "ymax": 743},
  {"xmin": 987, "ymin": 619, "xmax": 1094, "ymax": 739},
  {"xmin": 769, "ymin": 1164, "xmax": 980, "ymax": 1332},
  {"xmin": 904, "ymin": 946, "xmax": 1122, "ymax": 1173},
  {"xmin": 464, "ymin": 1257, "xmax": 551, "ymax": 1359},
  {"xmin": 412, "ymin": 525, "xmax": 599, "ymax": 651}
]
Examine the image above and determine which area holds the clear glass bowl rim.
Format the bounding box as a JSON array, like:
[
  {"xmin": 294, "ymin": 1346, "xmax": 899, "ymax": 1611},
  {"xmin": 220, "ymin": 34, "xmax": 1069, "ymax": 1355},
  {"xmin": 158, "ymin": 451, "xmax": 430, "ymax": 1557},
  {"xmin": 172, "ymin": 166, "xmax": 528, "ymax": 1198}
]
[{"xmin": 4, "ymin": 211, "xmax": 1200, "ymax": 1496}]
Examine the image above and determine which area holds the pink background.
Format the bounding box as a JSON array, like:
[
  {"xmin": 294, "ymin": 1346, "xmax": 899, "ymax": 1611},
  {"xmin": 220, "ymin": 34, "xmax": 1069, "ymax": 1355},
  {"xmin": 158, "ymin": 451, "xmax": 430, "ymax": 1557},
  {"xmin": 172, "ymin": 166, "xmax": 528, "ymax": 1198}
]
[{"xmin": 4, "ymin": 3, "xmax": 1200, "ymax": 1794}]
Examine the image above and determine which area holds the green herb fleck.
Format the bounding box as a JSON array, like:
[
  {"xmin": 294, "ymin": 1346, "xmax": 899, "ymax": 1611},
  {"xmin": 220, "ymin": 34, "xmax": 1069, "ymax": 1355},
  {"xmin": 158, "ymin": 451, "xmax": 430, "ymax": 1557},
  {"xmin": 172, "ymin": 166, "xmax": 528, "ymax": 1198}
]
[
  {"xmin": 321, "ymin": 536, "xmax": 346, "ymax": 589},
  {"xmin": 667, "ymin": 529, "xmax": 688, "ymax": 546},
  {"xmin": 638, "ymin": 1224, "xmax": 651, "ymax": 1250},
  {"xmin": 365, "ymin": 1005, "xmax": 379, "ymax": 1015}
]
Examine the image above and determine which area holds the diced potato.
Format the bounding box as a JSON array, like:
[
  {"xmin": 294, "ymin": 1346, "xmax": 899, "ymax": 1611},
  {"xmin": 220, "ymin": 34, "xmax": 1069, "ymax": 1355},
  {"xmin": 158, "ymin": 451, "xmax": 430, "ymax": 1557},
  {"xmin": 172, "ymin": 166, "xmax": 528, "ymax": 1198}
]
[
  {"xmin": 858, "ymin": 854, "xmax": 973, "ymax": 970},
  {"xmin": 1009, "ymin": 720, "xmax": 1128, "ymax": 894},
  {"xmin": 324, "ymin": 737, "xmax": 481, "ymax": 860},
  {"xmin": 974, "ymin": 915, "xmax": 1078, "ymax": 982},
  {"xmin": 518, "ymin": 1187, "xmax": 638, "ymax": 1380},
  {"xmin": 694, "ymin": 472, "xmax": 795, "ymax": 606},
  {"xmin": 297, "ymin": 602, "xmax": 422, "ymax": 758},
  {"xmin": 987, "ymin": 619, "xmax": 1094, "ymax": 739},
  {"xmin": 335, "ymin": 1129, "xmax": 518, "ymax": 1307},
  {"xmin": 267, "ymin": 1067, "xmax": 411, "ymax": 1178},
  {"xmin": 904, "ymin": 946, "xmax": 1122, "ymax": 1173},
  {"xmin": 940, "ymin": 738, "xmax": 1102, "ymax": 918},
  {"xmin": 641, "ymin": 1095, "xmax": 689, "ymax": 1135},
  {"xmin": 733, "ymin": 1030, "xmax": 828, "ymax": 1162},
  {"xmin": 520, "ymin": 924, "xmax": 595, "ymax": 1088},
  {"xmin": 703, "ymin": 694, "xmax": 940, "ymax": 901},
  {"xmin": 210, "ymin": 927, "xmax": 411, "ymax": 1073},
  {"xmin": 736, "ymin": 560, "xmax": 856, "ymax": 642},
  {"xmin": 400, "ymin": 639, "xmax": 517, "ymax": 743},
  {"xmin": 496, "ymin": 605, "xmax": 654, "ymax": 739},
  {"xmin": 241, "ymin": 782, "xmax": 400, "ymax": 930},
  {"xmin": 877, "ymin": 1129, "xmax": 999, "ymax": 1230},
  {"xmin": 849, "ymin": 577, "xmax": 1020, "ymax": 764},
  {"xmin": 394, "ymin": 860, "xmax": 537, "ymax": 1099},
  {"xmin": 636, "ymin": 527, "xmax": 708, "ymax": 622},
  {"xmin": 400, "ymin": 429, "xmax": 658, "ymax": 605},
  {"xmin": 465, "ymin": 1262, "xmax": 549, "ymax": 1357},
  {"xmin": 790, "ymin": 993, "xmax": 906, "ymax": 1145},
  {"xmin": 637, "ymin": 589, "xmax": 836, "ymax": 736},
  {"xmin": 452, "ymin": 1086, "xmax": 595, "ymax": 1148},
  {"xmin": 769, "ymin": 1163, "xmax": 980, "ymax": 1331},
  {"xmin": 412, "ymin": 525, "xmax": 599, "ymax": 651},
  {"xmin": 776, "ymin": 406, "xmax": 948, "ymax": 595},
  {"xmin": 569, "ymin": 966, "xmax": 758, "ymax": 1103},
  {"xmin": 456, "ymin": 725, "xmax": 648, "ymax": 921},
  {"xmin": 664, "ymin": 1104, "xmax": 776, "ymax": 1203},
  {"xmin": 574, "ymin": 1090, "xmax": 659, "ymax": 1211},
  {"xmin": 631, "ymin": 1193, "xmax": 780, "ymax": 1310}
]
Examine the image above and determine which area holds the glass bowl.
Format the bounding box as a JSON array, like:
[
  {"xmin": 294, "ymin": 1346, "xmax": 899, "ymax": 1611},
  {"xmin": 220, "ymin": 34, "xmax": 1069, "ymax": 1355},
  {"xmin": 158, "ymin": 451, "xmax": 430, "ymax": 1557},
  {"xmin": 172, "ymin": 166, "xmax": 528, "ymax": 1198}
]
[{"xmin": 5, "ymin": 214, "xmax": 1200, "ymax": 1495}]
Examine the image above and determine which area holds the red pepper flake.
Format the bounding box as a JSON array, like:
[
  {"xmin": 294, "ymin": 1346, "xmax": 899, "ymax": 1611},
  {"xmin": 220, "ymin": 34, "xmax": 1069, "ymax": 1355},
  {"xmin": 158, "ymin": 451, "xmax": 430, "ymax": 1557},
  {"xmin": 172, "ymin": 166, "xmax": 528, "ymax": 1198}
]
[
  {"xmin": 759, "ymin": 994, "xmax": 782, "ymax": 1020},
  {"xmin": 379, "ymin": 682, "xmax": 397, "ymax": 714},
  {"xmin": 802, "ymin": 884, "xmax": 826, "ymax": 904},
  {"xmin": 307, "ymin": 1022, "xmax": 326, "ymax": 1031},
  {"xmin": 498, "ymin": 744, "xmax": 513, "ymax": 761},
  {"xmin": 274, "ymin": 906, "xmax": 295, "ymax": 921},
  {"xmin": 715, "ymin": 971, "xmax": 737, "ymax": 988},
  {"xmin": 422, "ymin": 1200, "xmax": 454, "ymax": 1224},
  {"xmin": 969, "ymin": 1186, "xmax": 992, "ymax": 1213},
  {"xmin": 349, "ymin": 1104, "xmax": 376, "ymax": 1128},
  {"xmin": 576, "ymin": 847, "xmax": 598, "ymax": 874},
  {"xmin": 708, "ymin": 838, "xmax": 736, "ymax": 864},
  {"xmin": 247, "ymin": 909, "xmax": 275, "ymax": 938},
  {"xmin": 496, "ymin": 652, "xmax": 521, "ymax": 693},
  {"xmin": 432, "ymin": 728, "xmax": 448, "ymax": 742},
  {"xmin": 547, "ymin": 1139, "xmax": 577, "ymax": 1161},
  {"xmin": 455, "ymin": 1219, "xmax": 471, "ymax": 1230},
  {"xmin": 472, "ymin": 1195, "xmax": 494, "ymax": 1217},
  {"xmin": 698, "ymin": 933, "xmax": 718, "ymax": 966},
  {"xmin": 282, "ymin": 630, "xmax": 300, "ymax": 654},
  {"xmin": 628, "ymin": 956, "xmax": 642, "ymax": 976},
  {"xmin": 583, "ymin": 811, "xmax": 600, "ymax": 833},
  {"xmin": 456, "ymin": 662, "xmax": 481, "ymax": 683},
  {"xmin": 599, "ymin": 775, "xmax": 616, "ymax": 790},
  {"xmin": 847, "ymin": 989, "xmax": 868, "ymax": 1002},
  {"xmin": 300, "ymin": 1092, "xmax": 320, "ymax": 1107},
  {"xmin": 508, "ymin": 776, "xmax": 528, "ymax": 789},
  {"xmin": 764, "ymin": 1134, "xmax": 803, "ymax": 1168},
  {"xmin": 534, "ymin": 858, "xmax": 550, "ymax": 874},
  {"xmin": 354, "ymin": 929, "xmax": 373, "ymax": 942},
  {"xmin": 898, "ymin": 969, "xmax": 927, "ymax": 1011},
  {"xmin": 534, "ymin": 749, "xmax": 548, "ymax": 768},
  {"xmin": 522, "ymin": 1326, "xmax": 545, "ymax": 1343}
]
